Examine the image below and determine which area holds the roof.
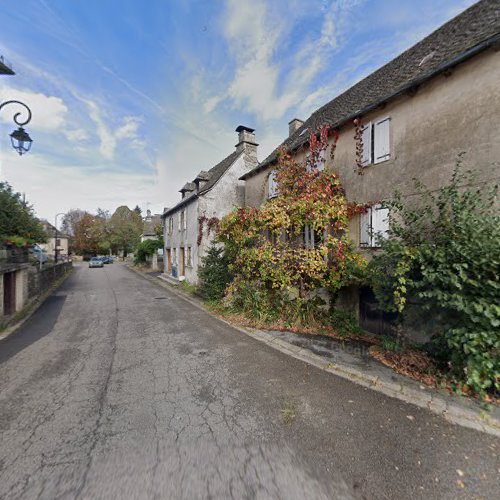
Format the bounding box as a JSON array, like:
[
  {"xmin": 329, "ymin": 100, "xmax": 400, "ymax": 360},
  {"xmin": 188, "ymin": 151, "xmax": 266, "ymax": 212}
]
[
  {"xmin": 40, "ymin": 220, "xmax": 70, "ymax": 239},
  {"xmin": 241, "ymin": 0, "xmax": 500, "ymax": 180},
  {"xmin": 142, "ymin": 214, "xmax": 163, "ymax": 236},
  {"xmin": 163, "ymin": 149, "xmax": 242, "ymax": 217}
]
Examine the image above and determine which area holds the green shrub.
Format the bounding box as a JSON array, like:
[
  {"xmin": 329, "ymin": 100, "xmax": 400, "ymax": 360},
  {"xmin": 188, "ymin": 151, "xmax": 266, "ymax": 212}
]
[
  {"xmin": 370, "ymin": 165, "xmax": 499, "ymax": 395},
  {"xmin": 134, "ymin": 239, "xmax": 163, "ymax": 264},
  {"xmin": 198, "ymin": 245, "xmax": 233, "ymax": 302}
]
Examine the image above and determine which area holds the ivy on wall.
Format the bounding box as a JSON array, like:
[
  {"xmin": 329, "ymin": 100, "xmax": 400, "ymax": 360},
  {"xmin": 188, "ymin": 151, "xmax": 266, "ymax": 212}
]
[{"xmin": 217, "ymin": 126, "xmax": 367, "ymax": 303}]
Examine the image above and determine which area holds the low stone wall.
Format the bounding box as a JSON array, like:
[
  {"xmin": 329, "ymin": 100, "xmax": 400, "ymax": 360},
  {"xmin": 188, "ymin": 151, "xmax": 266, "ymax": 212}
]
[{"xmin": 28, "ymin": 262, "xmax": 73, "ymax": 301}]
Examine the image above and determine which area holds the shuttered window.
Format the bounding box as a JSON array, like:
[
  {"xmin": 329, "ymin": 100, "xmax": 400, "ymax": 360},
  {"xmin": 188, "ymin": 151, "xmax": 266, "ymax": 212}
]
[
  {"xmin": 361, "ymin": 124, "xmax": 372, "ymax": 166},
  {"xmin": 360, "ymin": 117, "xmax": 390, "ymax": 167},
  {"xmin": 268, "ymin": 170, "xmax": 278, "ymax": 198},
  {"xmin": 359, "ymin": 204, "xmax": 389, "ymax": 248},
  {"xmin": 374, "ymin": 117, "xmax": 390, "ymax": 163}
]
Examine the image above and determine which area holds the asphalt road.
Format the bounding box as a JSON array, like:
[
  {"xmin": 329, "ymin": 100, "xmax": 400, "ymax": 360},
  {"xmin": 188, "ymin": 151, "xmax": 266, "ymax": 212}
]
[{"xmin": 0, "ymin": 263, "xmax": 498, "ymax": 499}]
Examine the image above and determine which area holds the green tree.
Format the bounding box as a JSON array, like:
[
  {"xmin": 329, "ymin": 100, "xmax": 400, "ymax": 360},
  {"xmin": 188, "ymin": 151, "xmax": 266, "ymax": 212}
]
[
  {"xmin": 369, "ymin": 166, "xmax": 499, "ymax": 395},
  {"xmin": 0, "ymin": 182, "xmax": 47, "ymax": 243},
  {"xmin": 110, "ymin": 206, "xmax": 143, "ymax": 257}
]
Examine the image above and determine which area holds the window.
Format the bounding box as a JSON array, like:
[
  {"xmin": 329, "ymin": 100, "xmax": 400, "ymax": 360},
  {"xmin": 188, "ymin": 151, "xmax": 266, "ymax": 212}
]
[
  {"xmin": 303, "ymin": 224, "xmax": 324, "ymax": 249},
  {"xmin": 168, "ymin": 217, "xmax": 174, "ymax": 235},
  {"xmin": 360, "ymin": 204, "xmax": 389, "ymax": 248},
  {"xmin": 361, "ymin": 117, "xmax": 391, "ymax": 167},
  {"xmin": 268, "ymin": 170, "xmax": 278, "ymax": 198},
  {"xmin": 186, "ymin": 247, "xmax": 192, "ymax": 267},
  {"xmin": 183, "ymin": 210, "xmax": 187, "ymax": 230},
  {"xmin": 55, "ymin": 239, "xmax": 61, "ymax": 246},
  {"xmin": 179, "ymin": 210, "xmax": 187, "ymax": 231}
]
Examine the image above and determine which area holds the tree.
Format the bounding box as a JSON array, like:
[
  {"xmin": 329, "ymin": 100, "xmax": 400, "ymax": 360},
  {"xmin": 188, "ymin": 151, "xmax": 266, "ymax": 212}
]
[
  {"xmin": 73, "ymin": 212, "xmax": 107, "ymax": 255},
  {"xmin": 61, "ymin": 209, "xmax": 87, "ymax": 237},
  {"xmin": 0, "ymin": 182, "xmax": 47, "ymax": 243},
  {"xmin": 369, "ymin": 166, "xmax": 499, "ymax": 395},
  {"xmin": 109, "ymin": 206, "xmax": 143, "ymax": 257},
  {"xmin": 133, "ymin": 205, "xmax": 142, "ymax": 216}
]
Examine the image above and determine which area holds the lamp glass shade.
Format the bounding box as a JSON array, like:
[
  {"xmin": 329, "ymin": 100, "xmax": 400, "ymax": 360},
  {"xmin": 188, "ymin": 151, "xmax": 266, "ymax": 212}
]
[{"xmin": 10, "ymin": 127, "xmax": 33, "ymax": 155}]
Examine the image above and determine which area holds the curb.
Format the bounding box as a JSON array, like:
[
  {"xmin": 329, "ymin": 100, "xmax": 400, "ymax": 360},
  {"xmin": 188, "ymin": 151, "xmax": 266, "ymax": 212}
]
[
  {"xmin": 0, "ymin": 267, "xmax": 74, "ymax": 342},
  {"xmin": 125, "ymin": 264, "xmax": 500, "ymax": 437}
]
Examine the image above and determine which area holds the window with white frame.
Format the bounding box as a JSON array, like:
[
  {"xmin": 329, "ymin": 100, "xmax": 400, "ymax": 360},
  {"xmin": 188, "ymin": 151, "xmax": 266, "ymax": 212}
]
[
  {"xmin": 179, "ymin": 210, "xmax": 187, "ymax": 231},
  {"xmin": 268, "ymin": 170, "xmax": 278, "ymax": 198},
  {"xmin": 361, "ymin": 117, "xmax": 391, "ymax": 167},
  {"xmin": 168, "ymin": 217, "xmax": 174, "ymax": 234},
  {"xmin": 306, "ymin": 149, "xmax": 326, "ymax": 171},
  {"xmin": 303, "ymin": 224, "xmax": 324, "ymax": 249},
  {"xmin": 360, "ymin": 204, "xmax": 389, "ymax": 248}
]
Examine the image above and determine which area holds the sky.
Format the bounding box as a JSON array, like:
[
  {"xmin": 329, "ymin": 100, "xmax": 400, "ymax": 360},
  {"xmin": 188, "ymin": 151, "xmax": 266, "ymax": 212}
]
[{"xmin": 0, "ymin": 0, "xmax": 476, "ymax": 225}]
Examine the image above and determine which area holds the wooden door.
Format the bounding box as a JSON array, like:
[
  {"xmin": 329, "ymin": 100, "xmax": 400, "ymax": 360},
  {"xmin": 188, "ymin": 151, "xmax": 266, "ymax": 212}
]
[
  {"xmin": 166, "ymin": 249, "xmax": 171, "ymax": 272},
  {"xmin": 180, "ymin": 247, "xmax": 185, "ymax": 277},
  {"xmin": 3, "ymin": 272, "xmax": 16, "ymax": 316}
]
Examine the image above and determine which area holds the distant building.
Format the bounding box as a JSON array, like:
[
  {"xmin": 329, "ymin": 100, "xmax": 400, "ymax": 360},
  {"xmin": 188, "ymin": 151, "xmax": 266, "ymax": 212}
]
[
  {"xmin": 39, "ymin": 220, "xmax": 70, "ymax": 260},
  {"xmin": 141, "ymin": 209, "xmax": 163, "ymax": 242},
  {"xmin": 162, "ymin": 126, "xmax": 258, "ymax": 283}
]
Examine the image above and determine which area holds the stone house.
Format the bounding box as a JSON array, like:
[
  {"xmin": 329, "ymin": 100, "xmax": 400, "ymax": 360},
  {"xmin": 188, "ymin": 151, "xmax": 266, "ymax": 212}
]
[
  {"xmin": 162, "ymin": 126, "xmax": 258, "ymax": 283},
  {"xmin": 39, "ymin": 220, "xmax": 70, "ymax": 260},
  {"xmin": 240, "ymin": 0, "xmax": 500, "ymax": 333}
]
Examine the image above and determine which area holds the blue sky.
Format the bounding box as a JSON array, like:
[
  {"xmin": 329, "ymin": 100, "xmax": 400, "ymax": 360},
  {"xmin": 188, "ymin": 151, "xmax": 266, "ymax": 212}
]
[{"xmin": 0, "ymin": 0, "xmax": 476, "ymax": 223}]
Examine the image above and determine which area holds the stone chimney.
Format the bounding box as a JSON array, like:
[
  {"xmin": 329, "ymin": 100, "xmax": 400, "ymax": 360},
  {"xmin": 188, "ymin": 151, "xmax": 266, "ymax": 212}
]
[
  {"xmin": 288, "ymin": 118, "xmax": 304, "ymax": 137},
  {"xmin": 235, "ymin": 125, "xmax": 258, "ymax": 173}
]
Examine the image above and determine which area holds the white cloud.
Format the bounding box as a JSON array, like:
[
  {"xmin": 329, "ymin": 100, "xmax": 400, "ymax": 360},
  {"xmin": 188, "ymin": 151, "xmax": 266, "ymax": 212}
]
[
  {"xmin": 0, "ymin": 150, "xmax": 160, "ymax": 222},
  {"xmin": 84, "ymin": 100, "xmax": 143, "ymax": 160},
  {"xmin": 0, "ymin": 85, "xmax": 68, "ymax": 131}
]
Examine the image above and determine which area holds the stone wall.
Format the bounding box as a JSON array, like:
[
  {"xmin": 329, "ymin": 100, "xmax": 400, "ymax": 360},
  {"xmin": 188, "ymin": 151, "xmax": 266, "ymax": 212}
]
[{"xmin": 27, "ymin": 262, "xmax": 73, "ymax": 301}]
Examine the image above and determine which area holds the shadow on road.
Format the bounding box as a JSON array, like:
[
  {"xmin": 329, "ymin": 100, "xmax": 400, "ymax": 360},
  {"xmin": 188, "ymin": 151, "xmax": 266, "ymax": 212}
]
[{"xmin": 0, "ymin": 293, "xmax": 67, "ymax": 365}]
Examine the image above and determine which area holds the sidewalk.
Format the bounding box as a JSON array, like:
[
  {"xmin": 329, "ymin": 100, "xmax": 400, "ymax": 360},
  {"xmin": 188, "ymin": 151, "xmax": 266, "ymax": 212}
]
[{"xmin": 127, "ymin": 264, "xmax": 500, "ymax": 437}]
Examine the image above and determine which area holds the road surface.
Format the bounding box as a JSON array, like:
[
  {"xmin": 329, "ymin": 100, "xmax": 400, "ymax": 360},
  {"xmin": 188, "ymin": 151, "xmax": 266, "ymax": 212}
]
[{"xmin": 0, "ymin": 263, "xmax": 498, "ymax": 499}]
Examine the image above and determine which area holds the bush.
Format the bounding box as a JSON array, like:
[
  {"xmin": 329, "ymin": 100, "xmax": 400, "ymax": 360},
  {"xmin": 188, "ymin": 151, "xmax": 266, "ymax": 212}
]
[
  {"xmin": 369, "ymin": 165, "xmax": 499, "ymax": 396},
  {"xmin": 198, "ymin": 245, "xmax": 232, "ymax": 302},
  {"xmin": 134, "ymin": 239, "xmax": 162, "ymax": 264}
]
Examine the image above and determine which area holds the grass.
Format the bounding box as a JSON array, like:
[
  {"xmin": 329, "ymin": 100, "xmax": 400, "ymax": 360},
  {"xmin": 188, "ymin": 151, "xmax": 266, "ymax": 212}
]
[{"xmin": 280, "ymin": 401, "xmax": 297, "ymax": 425}]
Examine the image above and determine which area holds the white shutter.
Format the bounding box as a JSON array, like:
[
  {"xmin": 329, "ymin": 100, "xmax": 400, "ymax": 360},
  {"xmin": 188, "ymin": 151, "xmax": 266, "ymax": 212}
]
[
  {"xmin": 374, "ymin": 117, "xmax": 390, "ymax": 163},
  {"xmin": 316, "ymin": 149, "xmax": 326, "ymax": 171},
  {"xmin": 372, "ymin": 204, "xmax": 389, "ymax": 246},
  {"xmin": 361, "ymin": 123, "xmax": 372, "ymax": 166},
  {"xmin": 360, "ymin": 210, "xmax": 371, "ymax": 247},
  {"xmin": 183, "ymin": 210, "xmax": 187, "ymax": 230},
  {"xmin": 178, "ymin": 214, "xmax": 181, "ymax": 231},
  {"xmin": 268, "ymin": 170, "xmax": 278, "ymax": 198}
]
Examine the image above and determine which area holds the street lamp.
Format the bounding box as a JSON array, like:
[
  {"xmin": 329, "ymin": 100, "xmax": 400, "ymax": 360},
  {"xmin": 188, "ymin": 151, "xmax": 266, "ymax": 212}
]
[
  {"xmin": 54, "ymin": 212, "xmax": 65, "ymax": 263},
  {"xmin": 0, "ymin": 100, "xmax": 33, "ymax": 155}
]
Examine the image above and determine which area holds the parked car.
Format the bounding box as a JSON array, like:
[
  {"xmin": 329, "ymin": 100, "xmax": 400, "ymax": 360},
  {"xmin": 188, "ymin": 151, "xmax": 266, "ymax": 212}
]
[
  {"xmin": 102, "ymin": 256, "xmax": 113, "ymax": 264},
  {"xmin": 89, "ymin": 257, "xmax": 104, "ymax": 268}
]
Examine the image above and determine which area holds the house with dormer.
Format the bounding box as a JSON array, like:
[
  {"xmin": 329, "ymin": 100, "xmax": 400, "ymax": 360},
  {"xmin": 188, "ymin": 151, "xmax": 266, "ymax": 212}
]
[
  {"xmin": 162, "ymin": 126, "xmax": 258, "ymax": 283},
  {"xmin": 240, "ymin": 0, "xmax": 500, "ymax": 333}
]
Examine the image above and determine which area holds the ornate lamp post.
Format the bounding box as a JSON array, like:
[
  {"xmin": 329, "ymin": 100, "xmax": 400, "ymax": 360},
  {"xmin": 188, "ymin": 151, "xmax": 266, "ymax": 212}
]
[{"xmin": 0, "ymin": 100, "xmax": 33, "ymax": 155}]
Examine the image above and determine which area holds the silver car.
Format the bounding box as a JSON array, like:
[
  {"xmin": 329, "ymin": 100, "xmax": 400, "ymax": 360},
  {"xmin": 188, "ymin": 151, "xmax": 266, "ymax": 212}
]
[{"xmin": 89, "ymin": 257, "xmax": 104, "ymax": 268}]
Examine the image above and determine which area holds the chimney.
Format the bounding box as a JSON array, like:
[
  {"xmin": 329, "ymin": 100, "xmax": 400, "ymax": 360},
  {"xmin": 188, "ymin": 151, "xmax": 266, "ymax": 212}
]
[
  {"xmin": 288, "ymin": 118, "xmax": 304, "ymax": 137},
  {"xmin": 235, "ymin": 125, "xmax": 258, "ymax": 154}
]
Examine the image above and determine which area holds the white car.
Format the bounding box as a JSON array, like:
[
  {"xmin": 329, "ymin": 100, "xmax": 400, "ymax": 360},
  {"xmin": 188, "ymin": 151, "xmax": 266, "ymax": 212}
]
[{"xmin": 89, "ymin": 257, "xmax": 104, "ymax": 268}]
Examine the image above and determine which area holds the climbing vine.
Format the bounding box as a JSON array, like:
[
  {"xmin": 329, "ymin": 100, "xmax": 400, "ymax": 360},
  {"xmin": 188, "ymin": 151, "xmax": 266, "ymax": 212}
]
[
  {"xmin": 217, "ymin": 125, "xmax": 367, "ymax": 316},
  {"xmin": 353, "ymin": 118, "xmax": 365, "ymax": 175},
  {"xmin": 198, "ymin": 214, "xmax": 220, "ymax": 245}
]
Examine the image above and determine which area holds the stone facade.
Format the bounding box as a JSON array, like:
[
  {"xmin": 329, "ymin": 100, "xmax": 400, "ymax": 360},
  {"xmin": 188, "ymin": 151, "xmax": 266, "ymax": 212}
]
[
  {"xmin": 162, "ymin": 126, "xmax": 258, "ymax": 284},
  {"xmin": 39, "ymin": 220, "xmax": 70, "ymax": 259},
  {"xmin": 240, "ymin": 12, "xmax": 500, "ymax": 333}
]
